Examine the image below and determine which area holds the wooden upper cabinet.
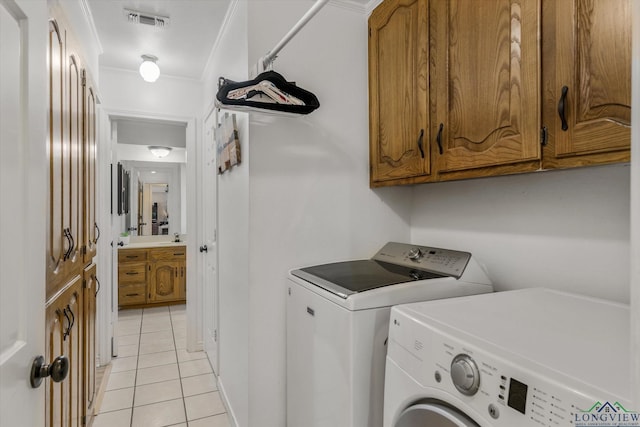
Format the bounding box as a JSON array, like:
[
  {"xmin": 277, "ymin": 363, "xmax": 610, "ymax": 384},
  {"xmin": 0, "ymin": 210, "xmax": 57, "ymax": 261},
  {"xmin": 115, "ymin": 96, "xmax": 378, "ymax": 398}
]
[
  {"xmin": 369, "ymin": 0, "xmax": 430, "ymax": 186},
  {"xmin": 432, "ymin": 0, "xmax": 541, "ymax": 179},
  {"xmin": 542, "ymin": 0, "xmax": 631, "ymax": 168}
]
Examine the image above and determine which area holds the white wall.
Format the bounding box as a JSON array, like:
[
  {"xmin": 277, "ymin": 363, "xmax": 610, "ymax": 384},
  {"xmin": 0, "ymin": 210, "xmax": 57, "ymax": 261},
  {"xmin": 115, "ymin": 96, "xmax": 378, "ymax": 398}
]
[
  {"xmin": 100, "ymin": 67, "xmax": 202, "ymax": 119},
  {"xmin": 245, "ymin": 2, "xmax": 411, "ymax": 426},
  {"xmin": 201, "ymin": 1, "xmax": 250, "ymax": 426},
  {"xmin": 411, "ymin": 164, "xmax": 630, "ymax": 303}
]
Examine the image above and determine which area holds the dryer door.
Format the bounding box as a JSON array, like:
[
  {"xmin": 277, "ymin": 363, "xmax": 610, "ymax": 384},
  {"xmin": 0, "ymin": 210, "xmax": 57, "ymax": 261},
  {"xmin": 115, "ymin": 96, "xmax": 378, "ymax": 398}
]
[{"xmin": 396, "ymin": 402, "xmax": 480, "ymax": 427}]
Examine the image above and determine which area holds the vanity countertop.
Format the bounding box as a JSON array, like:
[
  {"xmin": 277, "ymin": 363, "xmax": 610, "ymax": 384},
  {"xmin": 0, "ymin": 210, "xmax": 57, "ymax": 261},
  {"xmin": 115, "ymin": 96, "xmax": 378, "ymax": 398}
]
[{"xmin": 119, "ymin": 241, "xmax": 186, "ymax": 249}]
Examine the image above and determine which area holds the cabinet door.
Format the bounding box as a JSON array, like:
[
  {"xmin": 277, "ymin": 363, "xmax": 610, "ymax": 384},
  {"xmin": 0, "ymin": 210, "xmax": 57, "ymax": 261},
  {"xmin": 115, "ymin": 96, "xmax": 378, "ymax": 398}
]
[
  {"xmin": 46, "ymin": 19, "xmax": 66, "ymax": 298},
  {"xmin": 83, "ymin": 70, "xmax": 98, "ymax": 263},
  {"xmin": 369, "ymin": 0, "xmax": 430, "ymax": 186},
  {"xmin": 45, "ymin": 277, "xmax": 83, "ymax": 427},
  {"xmin": 149, "ymin": 260, "xmax": 182, "ymax": 303},
  {"xmin": 65, "ymin": 49, "xmax": 83, "ymax": 277},
  {"xmin": 432, "ymin": 0, "xmax": 541, "ymax": 179},
  {"xmin": 542, "ymin": 0, "xmax": 631, "ymax": 168},
  {"xmin": 83, "ymin": 264, "xmax": 97, "ymax": 423}
]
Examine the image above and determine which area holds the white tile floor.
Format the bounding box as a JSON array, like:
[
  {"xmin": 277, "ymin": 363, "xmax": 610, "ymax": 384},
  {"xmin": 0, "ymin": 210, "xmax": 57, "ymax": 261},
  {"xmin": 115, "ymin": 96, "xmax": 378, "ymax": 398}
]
[{"xmin": 94, "ymin": 305, "xmax": 231, "ymax": 427}]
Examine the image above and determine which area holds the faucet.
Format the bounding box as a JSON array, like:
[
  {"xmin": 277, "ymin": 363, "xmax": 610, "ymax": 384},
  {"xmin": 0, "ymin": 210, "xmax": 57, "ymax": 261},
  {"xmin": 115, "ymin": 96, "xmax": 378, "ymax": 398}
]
[{"xmin": 174, "ymin": 233, "xmax": 180, "ymax": 243}]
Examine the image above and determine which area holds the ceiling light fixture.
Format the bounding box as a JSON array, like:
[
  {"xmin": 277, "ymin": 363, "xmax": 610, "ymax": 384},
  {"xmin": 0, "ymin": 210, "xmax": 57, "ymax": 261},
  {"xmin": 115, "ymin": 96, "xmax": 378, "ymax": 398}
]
[
  {"xmin": 139, "ymin": 55, "xmax": 160, "ymax": 82},
  {"xmin": 148, "ymin": 146, "xmax": 172, "ymax": 158}
]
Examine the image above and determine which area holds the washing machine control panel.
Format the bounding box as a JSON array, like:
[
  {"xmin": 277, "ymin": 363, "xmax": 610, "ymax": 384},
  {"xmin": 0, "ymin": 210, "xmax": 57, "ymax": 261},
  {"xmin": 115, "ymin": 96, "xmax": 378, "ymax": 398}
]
[
  {"xmin": 373, "ymin": 242, "xmax": 471, "ymax": 278},
  {"xmin": 387, "ymin": 307, "xmax": 629, "ymax": 427}
]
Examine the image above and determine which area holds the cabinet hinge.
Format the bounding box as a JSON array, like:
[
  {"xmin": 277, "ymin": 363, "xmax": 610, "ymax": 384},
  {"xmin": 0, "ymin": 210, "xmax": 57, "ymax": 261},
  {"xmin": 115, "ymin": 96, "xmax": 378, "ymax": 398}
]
[
  {"xmin": 369, "ymin": 27, "xmax": 371, "ymax": 37},
  {"xmin": 540, "ymin": 126, "xmax": 548, "ymax": 146},
  {"xmin": 81, "ymin": 70, "xmax": 87, "ymax": 87}
]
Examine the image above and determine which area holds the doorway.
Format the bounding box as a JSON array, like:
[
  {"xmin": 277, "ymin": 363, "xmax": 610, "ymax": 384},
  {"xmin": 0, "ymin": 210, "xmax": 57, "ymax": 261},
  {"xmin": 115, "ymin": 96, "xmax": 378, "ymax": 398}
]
[{"xmin": 104, "ymin": 114, "xmax": 200, "ymax": 363}]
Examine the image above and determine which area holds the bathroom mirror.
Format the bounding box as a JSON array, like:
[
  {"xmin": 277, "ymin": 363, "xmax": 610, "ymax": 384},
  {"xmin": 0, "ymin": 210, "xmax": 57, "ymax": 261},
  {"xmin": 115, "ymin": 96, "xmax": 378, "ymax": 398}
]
[{"xmin": 121, "ymin": 160, "xmax": 186, "ymax": 236}]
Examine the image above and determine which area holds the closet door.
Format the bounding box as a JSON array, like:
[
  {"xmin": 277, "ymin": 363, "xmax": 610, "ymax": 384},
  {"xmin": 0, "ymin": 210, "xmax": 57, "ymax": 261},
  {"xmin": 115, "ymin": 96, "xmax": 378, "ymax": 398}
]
[
  {"xmin": 431, "ymin": 0, "xmax": 541, "ymax": 180},
  {"xmin": 83, "ymin": 70, "xmax": 98, "ymax": 263},
  {"xmin": 46, "ymin": 19, "xmax": 66, "ymax": 298}
]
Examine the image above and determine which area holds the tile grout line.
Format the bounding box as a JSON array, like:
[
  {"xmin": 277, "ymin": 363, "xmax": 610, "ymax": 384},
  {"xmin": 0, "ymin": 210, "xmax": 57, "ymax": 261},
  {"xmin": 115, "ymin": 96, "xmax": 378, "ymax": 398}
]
[
  {"xmin": 171, "ymin": 305, "xmax": 190, "ymax": 426},
  {"xmin": 130, "ymin": 309, "xmax": 143, "ymax": 427}
]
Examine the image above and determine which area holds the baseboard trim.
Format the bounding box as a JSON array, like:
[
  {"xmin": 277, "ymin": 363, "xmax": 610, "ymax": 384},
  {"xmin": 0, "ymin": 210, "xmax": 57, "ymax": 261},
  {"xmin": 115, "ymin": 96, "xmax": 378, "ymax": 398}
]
[{"xmin": 217, "ymin": 376, "xmax": 239, "ymax": 427}]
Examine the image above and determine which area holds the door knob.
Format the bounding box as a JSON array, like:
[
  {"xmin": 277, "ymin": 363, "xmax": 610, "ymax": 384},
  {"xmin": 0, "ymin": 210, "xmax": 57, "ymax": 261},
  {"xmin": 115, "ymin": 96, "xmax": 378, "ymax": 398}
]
[
  {"xmin": 30, "ymin": 355, "xmax": 69, "ymax": 388},
  {"xmin": 199, "ymin": 245, "xmax": 208, "ymax": 253}
]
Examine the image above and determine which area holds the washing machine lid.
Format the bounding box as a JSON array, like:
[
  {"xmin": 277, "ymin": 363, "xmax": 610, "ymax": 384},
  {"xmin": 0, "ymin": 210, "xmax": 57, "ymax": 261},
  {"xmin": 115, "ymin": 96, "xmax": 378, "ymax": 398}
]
[
  {"xmin": 291, "ymin": 260, "xmax": 445, "ymax": 298},
  {"xmin": 395, "ymin": 402, "xmax": 479, "ymax": 427},
  {"xmin": 290, "ymin": 242, "xmax": 476, "ymax": 299}
]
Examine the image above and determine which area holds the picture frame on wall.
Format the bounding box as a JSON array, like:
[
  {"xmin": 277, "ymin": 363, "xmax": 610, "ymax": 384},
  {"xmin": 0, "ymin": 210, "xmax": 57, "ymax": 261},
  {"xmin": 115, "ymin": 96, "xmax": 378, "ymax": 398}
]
[{"xmin": 216, "ymin": 112, "xmax": 241, "ymax": 174}]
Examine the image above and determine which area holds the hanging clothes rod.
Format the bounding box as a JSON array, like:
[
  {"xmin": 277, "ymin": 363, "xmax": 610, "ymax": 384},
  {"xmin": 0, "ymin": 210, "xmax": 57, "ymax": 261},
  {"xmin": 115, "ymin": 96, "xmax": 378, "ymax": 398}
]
[{"xmin": 259, "ymin": 0, "xmax": 329, "ymax": 71}]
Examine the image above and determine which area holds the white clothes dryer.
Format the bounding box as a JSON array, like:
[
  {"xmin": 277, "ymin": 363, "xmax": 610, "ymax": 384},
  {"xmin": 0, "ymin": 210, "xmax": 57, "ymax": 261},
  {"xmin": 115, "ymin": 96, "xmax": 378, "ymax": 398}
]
[{"xmin": 384, "ymin": 288, "xmax": 632, "ymax": 427}]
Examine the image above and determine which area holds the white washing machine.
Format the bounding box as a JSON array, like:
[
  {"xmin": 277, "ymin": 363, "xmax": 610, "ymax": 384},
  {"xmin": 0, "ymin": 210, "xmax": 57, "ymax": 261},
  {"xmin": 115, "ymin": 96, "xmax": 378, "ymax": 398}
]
[
  {"xmin": 384, "ymin": 288, "xmax": 632, "ymax": 427},
  {"xmin": 286, "ymin": 242, "xmax": 494, "ymax": 427}
]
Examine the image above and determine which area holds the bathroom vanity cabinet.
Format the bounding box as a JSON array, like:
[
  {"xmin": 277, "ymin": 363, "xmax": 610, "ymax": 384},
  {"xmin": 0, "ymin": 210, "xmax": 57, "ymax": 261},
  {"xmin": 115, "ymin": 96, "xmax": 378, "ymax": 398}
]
[{"xmin": 118, "ymin": 245, "xmax": 187, "ymax": 308}]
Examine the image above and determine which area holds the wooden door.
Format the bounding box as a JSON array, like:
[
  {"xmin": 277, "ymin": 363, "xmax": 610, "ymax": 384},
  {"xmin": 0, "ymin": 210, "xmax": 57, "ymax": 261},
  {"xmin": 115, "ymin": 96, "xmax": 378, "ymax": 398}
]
[
  {"xmin": 202, "ymin": 110, "xmax": 219, "ymax": 373},
  {"xmin": 149, "ymin": 260, "xmax": 182, "ymax": 303},
  {"xmin": 369, "ymin": 0, "xmax": 430, "ymax": 186},
  {"xmin": 432, "ymin": 0, "xmax": 541, "ymax": 179},
  {"xmin": 0, "ymin": 1, "xmax": 47, "ymax": 425},
  {"xmin": 47, "ymin": 18, "xmax": 67, "ymax": 297},
  {"xmin": 542, "ymin": 0, "xmax": 631, "ymax": 168},
  {"xmin": 83, "ymin": 70, "xmax": 98, "ymax": 263},
  {"xmin": 83, "ymin": 264, "xmax": 97, "ymax": 423},
  {"xmin": 45, "ymin": 277, "xmax": 83, "ymax": 427}
]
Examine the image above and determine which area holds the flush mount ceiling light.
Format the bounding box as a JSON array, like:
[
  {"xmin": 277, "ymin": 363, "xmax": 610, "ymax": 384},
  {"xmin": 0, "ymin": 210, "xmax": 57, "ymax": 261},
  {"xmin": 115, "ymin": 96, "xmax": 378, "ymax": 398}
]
[
  {"xmin": 139, "ymin": 55, "xmax": 160, "ymax": 82},
  {"xmin": 148, "ymin": 146, "xmax": 172, "ymax": 158}
]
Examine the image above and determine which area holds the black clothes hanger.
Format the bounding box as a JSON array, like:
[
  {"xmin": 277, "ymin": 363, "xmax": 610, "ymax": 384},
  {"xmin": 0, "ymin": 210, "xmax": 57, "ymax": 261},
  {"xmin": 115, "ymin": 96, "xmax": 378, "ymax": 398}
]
[{"xmin": 216, "ymin": 70, "xmax": 320, "ymax": 115}]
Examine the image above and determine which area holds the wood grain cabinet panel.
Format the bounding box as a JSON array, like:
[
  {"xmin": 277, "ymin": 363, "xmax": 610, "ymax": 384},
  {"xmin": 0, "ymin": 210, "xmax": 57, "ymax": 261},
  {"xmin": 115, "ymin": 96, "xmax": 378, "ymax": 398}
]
[
  {"xmin": 118, "ymin": 246, "xmax": 186, "ymax": 308},
  {"xmin": 432, "ymin": 0, "xmax": 541, "ymax": 179},
  {"xmin": 83, "ymin": 264, "xmax": 97, "ymax": 424},
  {"xmin": 369, "ymin": 0, "xmax": 431, "ymax": 185},
  {"xmin": 368, "ymin": 0, "xmax": 631, "ymax": 185},
  {"xmin": 542, "ymin": 0, "xmax": 631, "ymax": 168},
  {"xmin": 45, "ymin": 277, "xmax": 83, "ymax": 427},
  {"xmin": 83, "ymin": 71, "xmax": 98, "ymax": 263},
  {"xmin": 46, "ymin": 10, "xmax": 98, "ymax": 427}
]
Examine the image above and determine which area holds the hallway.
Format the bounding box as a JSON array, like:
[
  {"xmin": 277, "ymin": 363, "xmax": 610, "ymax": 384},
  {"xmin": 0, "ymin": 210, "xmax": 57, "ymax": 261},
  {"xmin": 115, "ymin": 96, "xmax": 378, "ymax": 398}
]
[{"xmin": 93, "ymin": 305, "xmax": 230, "ymax": 427}]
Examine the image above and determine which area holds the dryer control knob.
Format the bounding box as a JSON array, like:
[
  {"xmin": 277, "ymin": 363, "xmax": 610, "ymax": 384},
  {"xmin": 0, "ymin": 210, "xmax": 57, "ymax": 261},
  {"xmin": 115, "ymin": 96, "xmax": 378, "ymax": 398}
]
[
  {"xmin": 451, "ymin": 354, "xmax": 480, "ymax": 396},
  {"xmin": 408, "ymin": 248, "xmax": 422, "ymax": 260}
]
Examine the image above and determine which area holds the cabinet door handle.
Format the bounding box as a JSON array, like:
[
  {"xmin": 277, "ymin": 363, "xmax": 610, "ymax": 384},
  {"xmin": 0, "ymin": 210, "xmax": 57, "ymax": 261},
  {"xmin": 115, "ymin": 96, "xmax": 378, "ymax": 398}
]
[
  {"xmin": 62, "ymin": 307, "xmax": 71, "ymax": 340},
  {"xmin": 66, "ymin": 304, "xmax": 75, "ymax": 331},
  {"xmin": 95, "ymin": 222, "xmax": 100, "ymax": 243},
  {"xmin": 63, "ymin": 228, "xmax": 72, "ymax": 261},
  {"xmin": 173, "ymin": 253, "xmax": 185, "ymax": 256},
  {"xmin": 125, "ymin": 293, "xmax": 139, "ymax": 297},
  {"xmin": 417, "ymin": 129, "xmax": 425, "ymax": 159},
  {"xmin": 436, "ymin": 123, "xmax": 444, "ymax": 155},
  {"xmin": 94, "ymin": 275, "xmax": 100, "ymax": 297},
  {"xmin": 175, "ymin": 268, "xmax": 178, "ymax": 278},
  {"xmin": 558, "ymin": 85, "xmax": 569, "ymax": 131},
  {"xmin": 67, "ymin": 230, "xmax": 75, "ymax": 258},
  {"xmin": 125, "ymin": 272, "xmax": 139, "ymax": 275}
]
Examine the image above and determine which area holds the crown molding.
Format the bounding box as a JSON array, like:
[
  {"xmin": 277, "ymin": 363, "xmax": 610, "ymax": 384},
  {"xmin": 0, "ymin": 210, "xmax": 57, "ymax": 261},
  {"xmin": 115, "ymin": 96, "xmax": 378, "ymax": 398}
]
[
  {"xmin": 201, "ymin": 0, "xmax": 240, "ymax": 82},
  {"xmin": 79, "ymin": 0, "xmax": 103, "ymax": 54}
]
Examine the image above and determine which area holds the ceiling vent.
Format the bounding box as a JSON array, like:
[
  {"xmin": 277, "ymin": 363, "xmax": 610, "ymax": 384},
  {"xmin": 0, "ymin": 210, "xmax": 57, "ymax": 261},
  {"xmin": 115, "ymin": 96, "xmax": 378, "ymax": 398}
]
[{"xmin": 124, "ymin": 9, "xmax": 170, "ymax": 28}]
